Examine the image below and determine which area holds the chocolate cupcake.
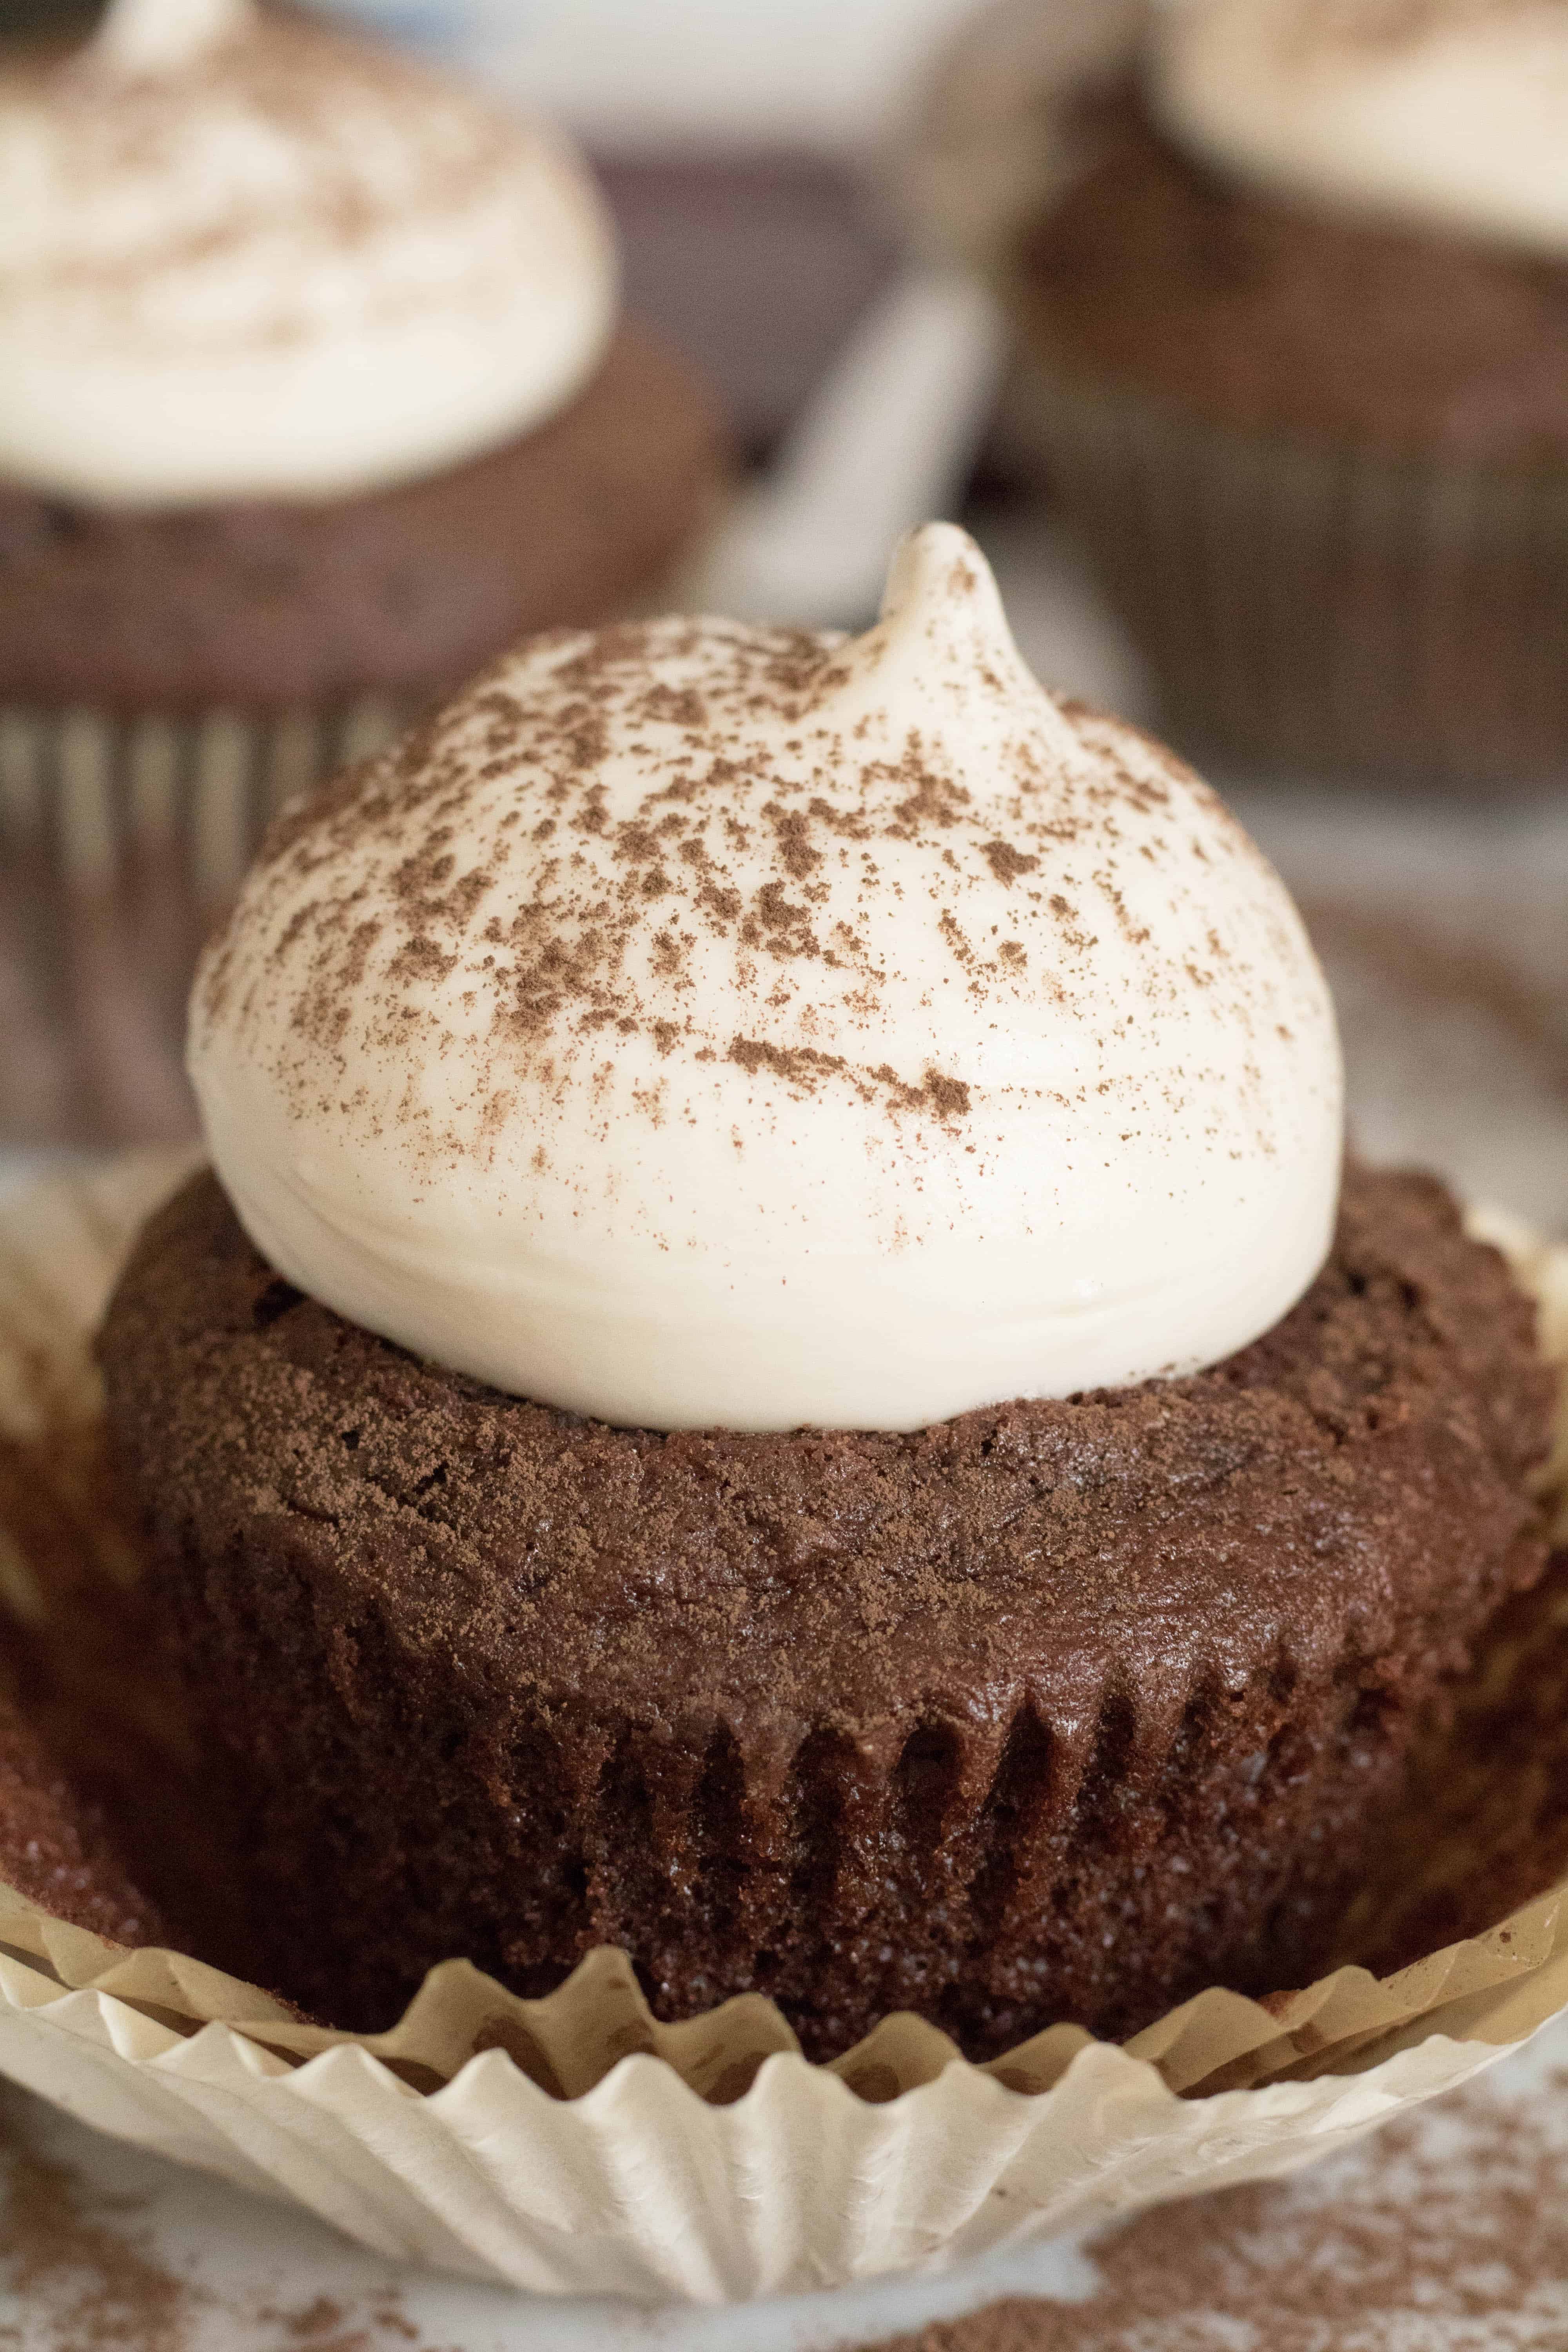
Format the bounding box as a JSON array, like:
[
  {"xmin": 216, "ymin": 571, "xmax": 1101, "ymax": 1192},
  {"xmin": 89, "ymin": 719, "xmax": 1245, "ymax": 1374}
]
[
  {"xmin": 96, "ymin": 526, "xmax": 1555, "ymax": 2057},
  {"xmin": 0, "ymin": 0, "xmax": 726, "ymax": 1143},
  {"xmin": 959, "ymin": 0, "xmax": 1568, "ymax": 790}
]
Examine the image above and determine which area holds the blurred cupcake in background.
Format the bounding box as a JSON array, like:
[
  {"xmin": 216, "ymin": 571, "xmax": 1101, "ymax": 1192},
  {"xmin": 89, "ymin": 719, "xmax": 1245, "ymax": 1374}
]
[
  {"xmin": 0, "ymin": 0, "xmax": 726, "ymax": 1143},
  {"xmin": 915, "ymin": 0, "xmax": 1568, "ymax": 795}
]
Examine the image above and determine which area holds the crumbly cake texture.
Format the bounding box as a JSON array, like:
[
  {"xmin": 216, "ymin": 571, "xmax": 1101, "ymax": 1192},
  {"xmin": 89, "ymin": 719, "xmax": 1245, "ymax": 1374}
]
[
  {"xmin": 97, "ymin": 1163, "xmax": 1552, "ymax": 2053},
  {"xmin": 1017, "ymin": 102, "xmax": 1568, "ymax": 459},
  {"xmin": 0, "ymin": 1682, "xmax": 159, "ymax": 1949},
  {"xmin": 0, "ymin": 323, "xmax": 725, "ymax": 711}
]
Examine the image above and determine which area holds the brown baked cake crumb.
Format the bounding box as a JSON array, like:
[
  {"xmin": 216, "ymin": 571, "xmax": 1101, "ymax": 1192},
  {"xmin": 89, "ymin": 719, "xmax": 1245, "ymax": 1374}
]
[
  {"xmin": 1017, "ymin": 101, "xmax": 1568, "ymax": 460},
  {"xmin": 94, "ymin": 1162, "xmax": 1552, "ymax": 2054},
  {"xmin": 0, "ymin": 1668, "xmax": 162, "ymax": 1951},
  {"xmin": 0, "ymin": 323, "xmax": 726, "ymax": 715}
]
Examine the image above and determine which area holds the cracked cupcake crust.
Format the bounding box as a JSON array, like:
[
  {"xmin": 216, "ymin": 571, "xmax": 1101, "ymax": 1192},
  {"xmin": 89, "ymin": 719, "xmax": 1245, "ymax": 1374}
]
[{"xmin": 98, "ymin": 1161, "xmax": 1552, "ymax": 2053}]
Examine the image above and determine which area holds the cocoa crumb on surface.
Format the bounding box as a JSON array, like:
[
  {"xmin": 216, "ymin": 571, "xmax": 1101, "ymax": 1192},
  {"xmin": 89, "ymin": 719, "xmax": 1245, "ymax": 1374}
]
[
  {"xmin": 848, "ymin": 2062, "xmax": 1568, "ymax": 2350},
  {"xmin": 0, "ymin": 2085, "xmax": 451, "ymax": 2351},
  {"xmin": 0, "ymin": 2133, "xmax": 183, "ymax": 2352}
]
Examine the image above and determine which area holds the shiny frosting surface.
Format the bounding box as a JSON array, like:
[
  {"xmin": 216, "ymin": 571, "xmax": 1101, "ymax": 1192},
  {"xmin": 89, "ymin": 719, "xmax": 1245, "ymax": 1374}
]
[{"xmin": 191, "ymin": 525, "xmax": 1343, "ymax": 1432}]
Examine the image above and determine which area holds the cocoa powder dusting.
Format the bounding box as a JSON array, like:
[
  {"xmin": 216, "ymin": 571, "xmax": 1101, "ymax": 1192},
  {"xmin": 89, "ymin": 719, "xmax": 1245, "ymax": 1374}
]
[
  {"xmin": 980, "ymin": 840, "xmax": 1039, "ymax": 886},
  {"xmin": 0, "ymin": 2135, "xmax": 184, "ymax": 2352},
  {"xmin": 852, "ymin": 2067, "xmax": 1568, "ymax": 2350},
  {"xmin": 205, "ymin": 615, "xmax": 1288, "ymax": 1205},
  {"xmin": 0, "ymin": 2091, "xmax": 447, "ymax": 2351},
  {"xmin": 4, "ymin": 14, "xmax": 534, "ymax": 356}
]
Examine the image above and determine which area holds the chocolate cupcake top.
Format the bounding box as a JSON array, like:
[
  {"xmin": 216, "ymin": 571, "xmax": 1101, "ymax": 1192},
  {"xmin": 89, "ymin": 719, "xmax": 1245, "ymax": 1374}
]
[
  {"xmin": 102, "ymin": 1157, "xmax": 1553, "ymax": 1749},
  {"xmin": 0, "ymin": 0, "xmax": 617, "ymax": 506},
  {"xmin": 1149, "ymin": 0, "xmax": 1568, "ymax": 254},
  {"xmin": 190, "ymin": 524, "xmax": 1343, "ymax": 1433}
]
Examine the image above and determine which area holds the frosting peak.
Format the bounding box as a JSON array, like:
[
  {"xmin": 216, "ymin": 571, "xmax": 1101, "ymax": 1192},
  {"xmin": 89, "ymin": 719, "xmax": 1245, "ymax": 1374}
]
[
  {"xmin": 847, "ymin": 523, "xmax": 1083, "ymax": 740},
  {"xmin": 0, "ymin": 4, "xmax": 617, "ymax": 506},
  {"xmin": 1149, "ymin": 0, "xmax": 1568, "ymax": 255},
  {"xmin": 190, "ymin": 525, "xmax": 1343, "ymax": 1433}
]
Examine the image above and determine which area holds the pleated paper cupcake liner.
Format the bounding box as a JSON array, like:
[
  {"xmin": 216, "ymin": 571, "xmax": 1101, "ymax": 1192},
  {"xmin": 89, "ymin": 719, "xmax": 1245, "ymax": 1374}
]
[
  {"xmin": 0, "ymin": 482, "xmax": 736, "ymax": 1153},
  {"xmin": 0, "ymin": 1151, "xmax": 1561, "ymax": 2302},
  {"xmin": 0, "ymin": 702, "xmax": 406, "ymax": 1149},
  {"xmin": 1000, "ymin": 366, "xmax": 1568, "ymax": 793}
]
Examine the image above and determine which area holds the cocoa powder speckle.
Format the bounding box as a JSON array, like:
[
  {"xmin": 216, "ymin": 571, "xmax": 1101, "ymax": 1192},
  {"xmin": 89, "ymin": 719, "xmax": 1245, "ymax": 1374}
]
[
  {"xmin": 981, "ymin": 839, "xmax": 1039, "ymax": 886},
  {"xmin": 193, "ymin": 595, "xmax": 1317, "ymax": 1263},
  {"xmin": 855, "ymin": 2065, "xmax": 1568, "ymax": 2350},
  {"xmin": 2, "ymin": 13, "xmax": 544, "ymax": 361},
  {"xmin": 0, "ymin": 2087, "xmax": 451, "ymax": 2352}
]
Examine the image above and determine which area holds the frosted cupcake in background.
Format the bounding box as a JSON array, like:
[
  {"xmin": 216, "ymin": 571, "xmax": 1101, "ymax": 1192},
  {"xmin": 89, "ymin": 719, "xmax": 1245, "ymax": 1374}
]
[
  {"xmin": 912, "ymin": 0, "xmax": 1568, "ymax": 795},
  {"xmin": 0, "ymin": 0, "xmax": 726, "ymax": 1142}
]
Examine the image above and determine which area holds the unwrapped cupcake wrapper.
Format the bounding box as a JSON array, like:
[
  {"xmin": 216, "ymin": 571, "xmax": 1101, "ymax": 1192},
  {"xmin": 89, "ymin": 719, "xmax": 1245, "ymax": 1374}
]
[
  {"xmin": 1000, "ymin": 366, "xmax": 1568, "ymax": 791},
  {"xmin": 0, "ymin": 701, "xmax": 406, "ymax": 1148},
  {"xmin": 0, "ymin": 1156, "xmax": 1562, "ymax": 2300}
]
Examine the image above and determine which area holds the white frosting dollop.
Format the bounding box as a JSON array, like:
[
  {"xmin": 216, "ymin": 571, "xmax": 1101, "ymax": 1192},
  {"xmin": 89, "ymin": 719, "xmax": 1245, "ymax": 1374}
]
[
  {"xmin": 1149, "ymin": 0, "xmax": 1568, "ymax": 254},
  {"xmin": 0, "ymin": 0, "xmax": 617, "ymax": 506},
  {"xmin": 190, "ymin": 524, "xmax": 1343, "ymax": 1434}
]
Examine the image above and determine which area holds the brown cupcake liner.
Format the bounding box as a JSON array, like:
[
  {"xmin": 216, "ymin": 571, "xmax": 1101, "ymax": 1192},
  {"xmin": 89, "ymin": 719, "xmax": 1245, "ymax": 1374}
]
[
  {"xmin": 0, "ymin": 702, "xmax": 406, "ymax": 1148},
  {"xmin": 1000, "ymin": 363, "xmax": 1568, "ymax": 792},
  {"xmin": 0, "ymin": 1154, "xmax": 1561, "ymax": 2296}
]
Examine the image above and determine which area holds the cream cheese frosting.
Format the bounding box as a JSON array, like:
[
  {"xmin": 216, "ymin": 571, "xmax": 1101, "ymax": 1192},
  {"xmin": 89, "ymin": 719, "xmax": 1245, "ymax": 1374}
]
[
  {"xmin": 0, "ymin": 0, "xmax": 617, "ymax": 506},
  {"xmin": 1148, "ymin": 0, "xmax": 1568, "ymax": 254},
  {"xmin": 190, "ymin": 524, "xmax": 1344, "ymax": 1434}
]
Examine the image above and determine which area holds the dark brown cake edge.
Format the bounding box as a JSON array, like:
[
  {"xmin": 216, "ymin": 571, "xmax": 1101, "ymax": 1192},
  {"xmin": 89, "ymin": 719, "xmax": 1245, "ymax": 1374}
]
[{"xmin": 97, "ymin": 1165, "xmax": 1555, "ymax": 2058}]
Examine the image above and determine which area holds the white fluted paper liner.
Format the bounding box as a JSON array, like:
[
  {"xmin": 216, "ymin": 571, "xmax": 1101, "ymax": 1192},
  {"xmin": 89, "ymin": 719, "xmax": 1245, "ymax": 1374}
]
[
  {"xmin": 0, "ymin": 1152, "xmax": 1562, "ymax": 2301},
  {"xmin": 0, "ymin": 486, "xmax": 731, "ymax": 1151},
  {"xmin": 0, "ymin": 702, "xmax": 404, "ymax": 1146}
]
